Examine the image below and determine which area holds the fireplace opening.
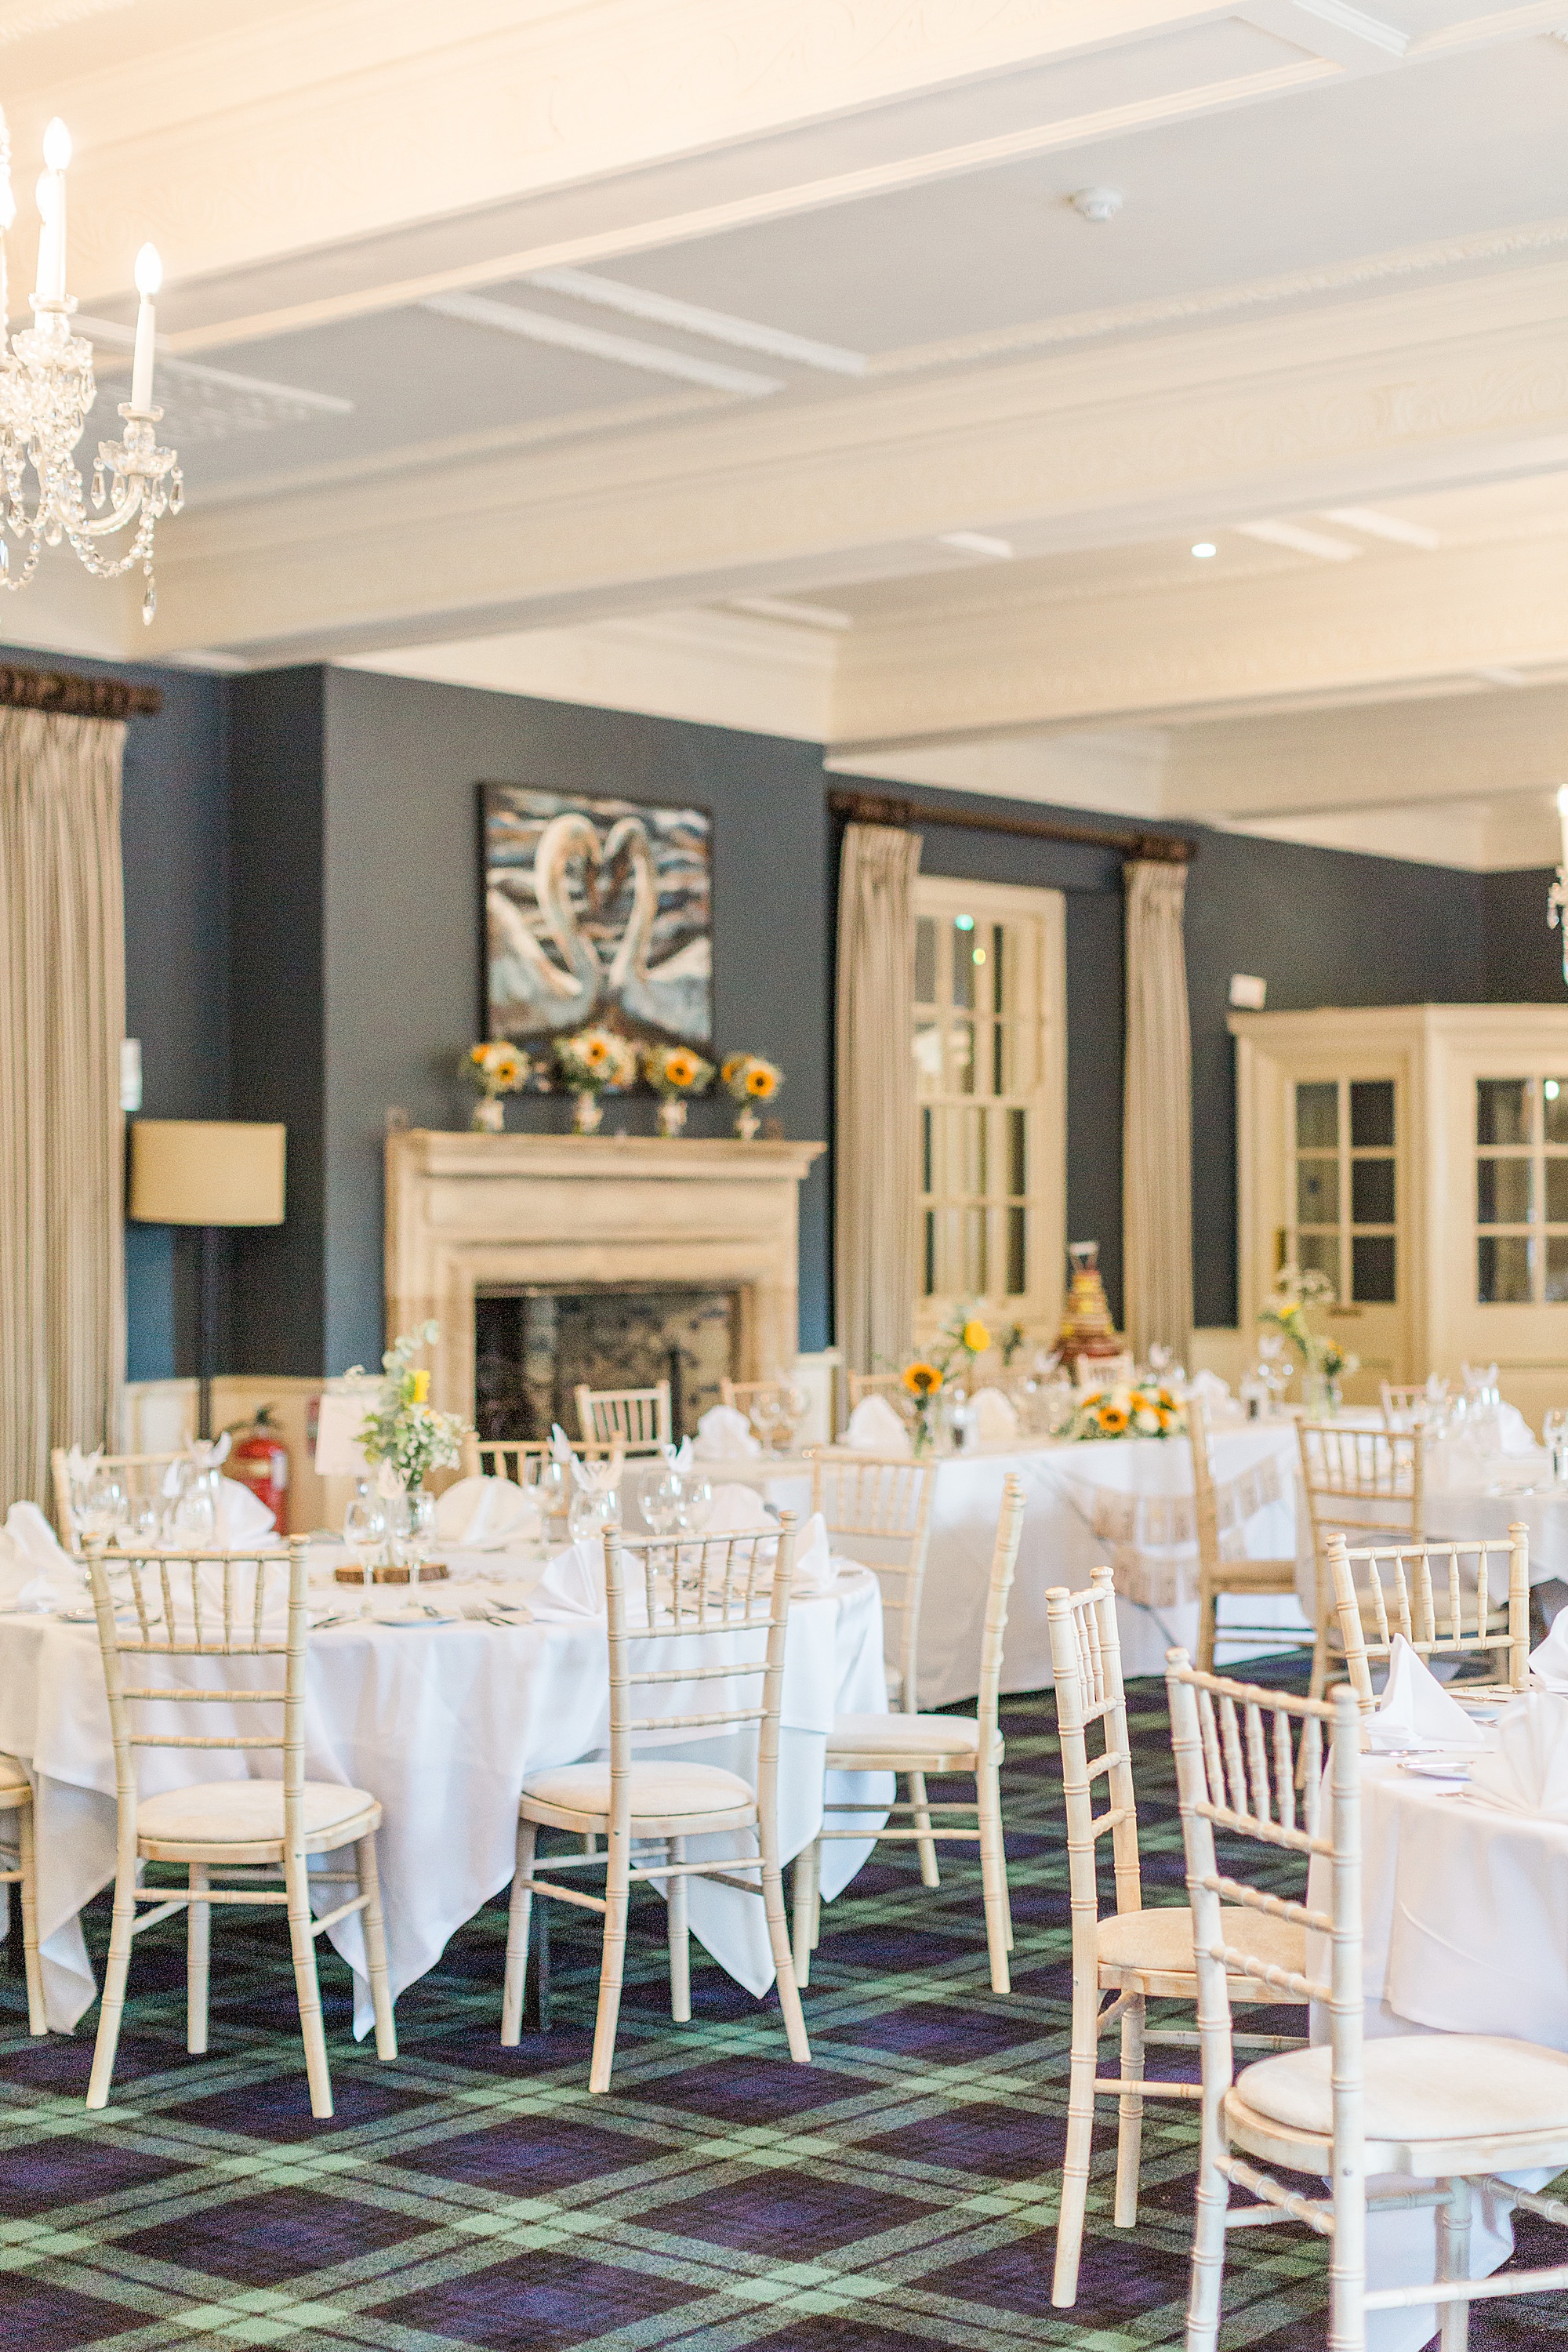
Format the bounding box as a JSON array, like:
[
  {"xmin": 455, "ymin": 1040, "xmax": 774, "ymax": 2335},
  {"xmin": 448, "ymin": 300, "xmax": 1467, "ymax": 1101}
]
[{"xmin": 474, "ymin": 1286, "xmax": 742, "ymax": 1443}]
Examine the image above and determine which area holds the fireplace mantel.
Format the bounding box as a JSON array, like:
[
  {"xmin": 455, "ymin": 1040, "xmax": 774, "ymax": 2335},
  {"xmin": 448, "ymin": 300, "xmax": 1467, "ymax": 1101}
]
[{"xmin": 384, "ymin": 1129, "xmax": 826, "ymax": 1417}]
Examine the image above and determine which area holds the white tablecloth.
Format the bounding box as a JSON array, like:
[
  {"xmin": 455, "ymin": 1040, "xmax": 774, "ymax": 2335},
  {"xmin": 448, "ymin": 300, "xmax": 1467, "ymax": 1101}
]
[
  {"xmin": 1305, "ymin": 1751, "xmax": 1566, "ymax": 2349},
  {"xmin": 0, "ymin": 1556, "xmax": 891, "ymax": 2037}
]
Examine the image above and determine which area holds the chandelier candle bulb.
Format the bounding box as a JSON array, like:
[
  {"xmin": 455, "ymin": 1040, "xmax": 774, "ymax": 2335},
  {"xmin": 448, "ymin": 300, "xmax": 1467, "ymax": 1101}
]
[
  {"xmin": 130, "ymin": 245, "xmax": 160, "ymax": 408},
  {"xmin": 33, "ymin": 118, "xmax": 68, "ymax": 303}
]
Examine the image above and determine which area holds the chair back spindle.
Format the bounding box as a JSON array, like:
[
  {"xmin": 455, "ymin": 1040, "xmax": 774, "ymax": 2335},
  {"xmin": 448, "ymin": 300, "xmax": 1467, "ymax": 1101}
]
[
  {"xmin": 1327, "ymin": 1523, "xmax": 1530, "ymax": 1707},
  {"xmin": 575, "ymin": 1381, "xmax": 672, "ymax": 1455},
  {"xmin": 807, "ymin": 1449, "xmax": 935, "ymax": 1708}
]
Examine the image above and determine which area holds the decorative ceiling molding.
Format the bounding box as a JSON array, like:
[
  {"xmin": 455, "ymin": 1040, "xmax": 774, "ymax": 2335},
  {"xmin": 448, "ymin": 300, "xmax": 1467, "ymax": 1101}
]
[
  {"xmin": 78, "ymin": 315, "xmax": 354, "ymax": 445},
  {"xmin": 528, "ymin": 269, "xmax": 867, "ymax": 378},
  {"xmin": 420, "ymin": 289, "xmax": 781, "ymax": 396}
]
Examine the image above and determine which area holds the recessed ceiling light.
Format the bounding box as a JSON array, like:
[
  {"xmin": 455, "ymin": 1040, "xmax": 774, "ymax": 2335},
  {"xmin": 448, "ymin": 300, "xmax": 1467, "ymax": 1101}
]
[{"xmin": 1191, "ymin": 542, "xmax": 1217, "ymax": 559}]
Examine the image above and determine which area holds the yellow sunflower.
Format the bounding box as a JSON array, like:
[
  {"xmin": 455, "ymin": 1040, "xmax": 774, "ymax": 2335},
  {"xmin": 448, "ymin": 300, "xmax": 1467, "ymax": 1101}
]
[
  {"xmin": 720, "ymin": 1054, "xmax": 742, "ymax": 1084},
  {"xmin": 902, "ymin": 1361, "xmax": 942, "ymax": 1399},
  {"xmin": 408, "ymin": 1368, "xmax": 430, "ymax": 1404},
  {"xmin": 1096, "ymin": 1403, "xmax": 1130, "ymax": 1435},
  {"xmin": 665, "ymin": 1049, "xmax": 699, "ymax": 1087},
  {"xmin": 961, "ymin": 1317, "xmax": 991, "ymax": 1355},
  {"xmin": 583, "ymin": 1036, "xmax": 610, "ymax": 1069},
  {"xmin": 746, "ymin": 1065, "xmax": 778, "ymax": 1098}
]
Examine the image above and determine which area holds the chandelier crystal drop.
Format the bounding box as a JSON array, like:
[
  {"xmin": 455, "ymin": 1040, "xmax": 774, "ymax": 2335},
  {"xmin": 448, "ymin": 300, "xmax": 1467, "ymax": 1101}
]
[{"xmin": 0, "ymin": 112, "xmax": 180, "ymax": 623}]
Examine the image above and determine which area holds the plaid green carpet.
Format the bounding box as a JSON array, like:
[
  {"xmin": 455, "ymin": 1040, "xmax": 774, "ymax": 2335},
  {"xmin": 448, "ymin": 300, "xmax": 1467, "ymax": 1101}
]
[{"xmin": 1, "ymin": 1674, "xmax": 1559, "ymax": 2348}]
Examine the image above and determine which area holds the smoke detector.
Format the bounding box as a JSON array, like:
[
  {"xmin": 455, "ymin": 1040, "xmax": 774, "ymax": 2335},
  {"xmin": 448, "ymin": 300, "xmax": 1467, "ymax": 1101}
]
[{"xmin": 1071, "ymin": 187, "xmax": 1123, "ymax": 223}]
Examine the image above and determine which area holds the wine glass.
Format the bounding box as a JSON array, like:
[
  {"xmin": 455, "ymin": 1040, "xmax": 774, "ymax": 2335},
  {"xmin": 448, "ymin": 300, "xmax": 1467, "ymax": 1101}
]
[
  {"xmin": 675, "ymin": 1476, "xmax": 713, "ymax": 1535},
  {"xmin": 171, "ymin": 1475, "xmax": 217, "ymax": 1550},
  {"xmin": 568, "ymin": 1482, "xmax": 621, "ymax": 1544},
  {"xmin": 750, "ymin": 1390, "xmax": 784, "ymax": 1453},
  {"xmin": 775, "ymin": 1383, "xmax": 810, "ymax": 1454},
  {"xmin": 123, "ymin": 1494, "xmax": 161, "ymax": 1552},
  {"xmin": 343, "ymin": 1488, "xmax": 387, "ymax": 1613},
  {"xmin": 1545, "ymin": 1410, "xmax": 1568, "ymax": 1486},
  {"xmin": 392, "ymin": 1490, "xmax": 437, "ymax": 1601},
  {"xmin": 79, "ymin": 1469, "xmax": 126, "ymax": 1547},
  {"xmin": 641, "ymin": 1470, "xmax": 681, "ymax": 1537}
]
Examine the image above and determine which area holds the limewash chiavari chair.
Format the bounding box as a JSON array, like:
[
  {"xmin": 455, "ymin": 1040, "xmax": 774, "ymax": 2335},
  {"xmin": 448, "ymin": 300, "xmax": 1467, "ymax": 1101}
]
[
  {"xmin": 1328, "ymin": 1524, "xmax": 1530, "ymax": 1713},
  {"xmin": 845, "ymin": 1370, "xmax": 909, "ymax": 1415},
  {"xmin": 83, "ymin": 1537, "xmax": 396, "ymax": 2118},
  {"xmin": 503, "ymin": 1515, "xmax": 809, "ymax": 2093},
  {"xmin": 1189, "ymin": 1397, "xmax": 1302, "ymax": 1676},
  {"xmin": 790, "ymin": 1474, "xmax": 1025, "ymax": 1996},
  {"xmin": 1046, "ymin": 1570, "xmax": 1307, "ymax": 2309},
  {"xmin": 1379, "ymin": 1379, "xmax": 1450, "ymax": 1427},
  {"xmin": 459, "ymin": 1434, "xmax": 624, "ymax": 1483},
  {"xmin": 804, "ymin": 1448, "xmax": 938, "ymax": 1871},
  {"xmin": 50, "ymin": 1446, "xmax": 187, "ymax": 1551},
  {"xmin": 575, "ymin": 1380, "xmax": 672, "ymax": 1455},
  {"xmin": 1168, "ymin": 1654, "xmax": 1568, "ymax": 2352},
  {"xmin": 0, "ymin": 1755, "xmax": 44, "ymax": 2034},
  {"xmin": 1298, "ymin": 1421, "xmax": 1425, "ymax": 1698}
]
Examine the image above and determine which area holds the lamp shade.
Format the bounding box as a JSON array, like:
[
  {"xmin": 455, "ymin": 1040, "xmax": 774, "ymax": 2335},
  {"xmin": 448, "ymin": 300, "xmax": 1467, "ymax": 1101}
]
[{"xmin": 129, "ymin": 1120, "xmax": 285, "ymax": 1227}]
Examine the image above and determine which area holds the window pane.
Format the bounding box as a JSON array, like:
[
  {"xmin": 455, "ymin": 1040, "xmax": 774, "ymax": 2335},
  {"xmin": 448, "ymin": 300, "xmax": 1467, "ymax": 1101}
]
[
  {"xmin": 923, "ymin": 1210, "xmax": 935, "ymax": 1297},
  {"xmin": 1477, "ymin": 1157, "xmax": 1533, "ymax": 1225},
  {"xmin": 963, "ymin": 1207, "xmax": 987, "ymax": 1294},
  {"xmin": 991, "ymin": 925, "xmax": 1007, "ymax": 1018},
  {"xmin": 1007, "ymin": 1205, "xmax": 1026, "ymax": 1295},
  {"xmin": 1479, "ymin": 1234, "xmax": 1533, "ymax": 1304},
  {"xmin": 991, "ymin": 1022, "xmax": 1004, "ymax": 1096},
  {"xmin": 1478, "ymin": 1079, "xmax": 1531, "ymax": 1146},
  {"xmin": 1297, "ymin": 1156, "xmax": 1338, "ymax": 1225},
  {"xmin": 1548, "ymin": 1160, "xmax": 1568, "ymax": 1225},
  {"xmin": 952, "ymin": 1021, "xmax": 975, "ymax": 1094},
  {"xmin": 1546, "ymin": 1079, "xmax": 1568, "ymax": 1145},
  {"xmin": 913, "ymin": 1020, "xmax": 942, "ymax": 1088},
  {"xmin": 920, "ymin": 1106, "xmax": 932, "ymax": 1195},
  {"xmin": 1296, "ymin": 1083, "xmax": 1338, "ymax": 1149},
  {"xmin": 1349, "ymin": 1080, "xmax": 1395, "ymax": 1149},
  {"xmin": 1008, "ymin": 1106, "xmax": 1027, "ymax": 1196},
  {"xmin": 1351, "ymin": 1157, "xmax": 1395, "ymax": 1225},
  {"xmin": 962, "ymin": 1108, "xmax": 987, "ymax": 1196},
  {"xmin": 1352, "ymin": 1234, "xmax": 1396, "ymax": 1304},
  {"xmin": 953, "ymin": 921, "xmax": 975, "ymax": 1011},
  {"xmin": 1298, "ymin": 1232, "xmax": 1340, "ymax": 1294},
  {"xmin": 1548, "ymin": 1236, "xmax": 1568, "ymax": 1303},
  {"xmin": 914, "ymin": 917, "xmax": 936, "ymax": 1005}
]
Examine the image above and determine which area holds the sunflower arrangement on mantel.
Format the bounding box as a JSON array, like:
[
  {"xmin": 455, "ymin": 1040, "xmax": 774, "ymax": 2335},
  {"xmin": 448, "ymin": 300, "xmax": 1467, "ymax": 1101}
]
[
  {"xmin": 722, "ymin": 1052, "xmax": 783, "ymax": 1138},
  {"xmin": 554, "ymin": 1026, "xmax": 638, "ymax": 1133},
  {"xmin": 643, "ymin": 1041, "xmax": 714, "ymax": 1136}
]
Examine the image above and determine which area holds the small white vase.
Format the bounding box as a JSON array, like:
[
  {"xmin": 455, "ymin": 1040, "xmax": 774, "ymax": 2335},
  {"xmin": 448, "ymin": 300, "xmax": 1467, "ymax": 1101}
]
[
  {"xmin": 735, "ymin": 1105, "xmax": 760, "ymax": 1140},
  {"xmin": 470, "ymin": 1094, "xmax": 506, "ymax": 1133},
  {"xmin": 656, "ymin": 1097, "xmax": 688, "ymax": 1138},
  {"xmin": 572, "ymin": 1091, "xmax": 604, "ymax": 1134}
]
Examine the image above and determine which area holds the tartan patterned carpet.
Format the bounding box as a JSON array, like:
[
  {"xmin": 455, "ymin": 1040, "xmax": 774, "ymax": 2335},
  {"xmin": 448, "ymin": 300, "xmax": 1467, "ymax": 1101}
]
[{"xmin": 2, "ymin": 1671, "xmax": 1562, "ymax": 2350}]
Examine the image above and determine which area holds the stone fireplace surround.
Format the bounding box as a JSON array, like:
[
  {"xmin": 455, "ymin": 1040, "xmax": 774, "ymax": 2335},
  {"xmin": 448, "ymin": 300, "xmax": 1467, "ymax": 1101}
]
[{"xmin": 385, "ymin": 1130, "xmax": 826, "ymax": 1421}]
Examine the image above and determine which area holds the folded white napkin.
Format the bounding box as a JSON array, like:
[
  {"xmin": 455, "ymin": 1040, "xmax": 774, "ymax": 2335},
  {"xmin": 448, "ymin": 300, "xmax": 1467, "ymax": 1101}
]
[
  {"xmin": 435, "ymin": 1474, "xmax": 539, "ymax": 1549},
  {"xmin": 790, "ymin": 1510, "xmax": 833, "ymax": 1595},
  {"xmin": 692, "ymin": 1406, "xmax": 761, "ymax": 1461},
  {"xmin": 1369, "ymin": 1632, "xmax": 1489, "ymax": 1753},
  {"xmin": 1468, "ymin": 1690, "xmax": 1568, "ymax": 1817},
  {"xmin": 0, "ymin": 1502, "xmax": 79, "ymax": 1611},
  {"xmin": 967, "ymin": 1386, "xmax": 1019, "ymax": 1446},
  {"xmin": 706, "ymin": 1484, "xmax": 776, "ymax": 1534},
  {"xmin": 842, "ymin": 1396, "xmax": 912, "ymax": 1456},
  {"xmin": 1497, "ymin": 1403, "xmax": 1537, "ymax": 1457},
  {"xmin": 216, "ymin": 1476, "xmax": 276, "ymax": 1544},
  {"xmin": 1529, "ymin": 1610, "xmax": 1568, "ymax": 1693},
  {"xmin": 530, "ymin": 1539, "xmax": 606, "ymax": 1621},
  {"xmin": 191, "ymin": 1433, "xmax": 233, "ymax": 1471},
  {"xmin": 550, "ymin": 1423, "xmax": 576, "ymax": 1462}
]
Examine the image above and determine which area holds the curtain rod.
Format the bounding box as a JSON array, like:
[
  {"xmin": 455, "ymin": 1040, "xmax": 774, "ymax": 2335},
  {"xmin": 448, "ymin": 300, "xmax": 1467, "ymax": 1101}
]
[
  {"xmin": 0, "ymin": 662, "xmax": 162, "ymax": 720},
  {"xmin": 826, "ymin": 786, "xmax": 1196, "ymax": 865}
]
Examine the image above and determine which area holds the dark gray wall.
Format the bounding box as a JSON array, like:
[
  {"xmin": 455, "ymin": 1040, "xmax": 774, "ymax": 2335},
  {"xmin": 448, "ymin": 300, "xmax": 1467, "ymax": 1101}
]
[{"xmin": 114, "ymin": 652, "xmax": 1568, "ymax": 1379}]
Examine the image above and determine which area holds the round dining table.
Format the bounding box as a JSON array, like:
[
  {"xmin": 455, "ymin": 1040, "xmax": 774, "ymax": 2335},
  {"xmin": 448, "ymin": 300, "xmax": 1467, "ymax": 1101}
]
[{"xmin": 0, "ymin": 1543, "xmax": 891, "ymax": 2038}]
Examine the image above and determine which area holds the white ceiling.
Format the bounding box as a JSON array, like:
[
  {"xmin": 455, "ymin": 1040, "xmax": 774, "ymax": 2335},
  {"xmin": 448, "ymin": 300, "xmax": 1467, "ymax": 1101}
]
[{"xmin": 5, "ymin": 0, "xmax": 1568, "ymax": 862}]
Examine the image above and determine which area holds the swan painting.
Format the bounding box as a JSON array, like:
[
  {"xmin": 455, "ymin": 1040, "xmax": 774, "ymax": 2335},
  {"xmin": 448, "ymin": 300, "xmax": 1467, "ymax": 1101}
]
[{"xmin": 482, "ymin": 784, "xmax": 713, "ymax": 1058}]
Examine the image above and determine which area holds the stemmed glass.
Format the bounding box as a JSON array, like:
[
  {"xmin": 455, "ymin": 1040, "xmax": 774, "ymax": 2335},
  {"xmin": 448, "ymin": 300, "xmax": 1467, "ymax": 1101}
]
[
  {"xmin": 641, "ymin": 1470, "xmax": 682, "ymax": 1538},
  {"xmin": 568, "ymin": 1479, "xmax": 621, "ymax": 1544},
  {"xmin": 343, "ymin": 1488, "xmax": 387, "ymax": 1614},
  {"xmin": 391, "ymin": 1490, "xmax": 437, "ymax": 1602},
  {"xmin": 1546, "ymin": 1410, "xmax": 1568, "ymax": 1486},
  {"xmin": 750, "ymin": 1391, "xmax": 784, "ymax": 1453},
  {"xmin": 172, "ymin": 1473, "xmax": 218, "ymax": 1549},
  {"xmin": 122, "ymin": 1494, "xmax": 161, "ymax": 1552},
  {"xmin": 774, "ymin": 1383, "xmax": 809, "ymax": 1455},
  {"xmin": 675, "ymin": 1476, "xmax": 713, "ymax": 1535}
]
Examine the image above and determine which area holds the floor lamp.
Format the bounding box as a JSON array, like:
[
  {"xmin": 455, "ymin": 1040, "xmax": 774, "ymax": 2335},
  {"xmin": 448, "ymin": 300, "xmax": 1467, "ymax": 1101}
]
[{"xmin": 128, "ymin": 1120, "xmax": 287, "ymax": 1439}]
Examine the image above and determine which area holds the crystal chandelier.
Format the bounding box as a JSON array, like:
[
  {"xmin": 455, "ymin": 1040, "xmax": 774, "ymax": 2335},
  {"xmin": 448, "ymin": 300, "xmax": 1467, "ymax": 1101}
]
[{"xmin": 0, "ymin": 113, "xmax": 180, "ymax": 623}]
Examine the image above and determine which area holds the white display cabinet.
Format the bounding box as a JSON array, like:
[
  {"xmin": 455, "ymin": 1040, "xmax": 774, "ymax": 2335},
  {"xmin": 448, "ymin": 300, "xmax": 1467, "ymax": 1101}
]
[{"xmin": 1231, "ymin": 1004, "xmax": 1568, "ymax": 1425}]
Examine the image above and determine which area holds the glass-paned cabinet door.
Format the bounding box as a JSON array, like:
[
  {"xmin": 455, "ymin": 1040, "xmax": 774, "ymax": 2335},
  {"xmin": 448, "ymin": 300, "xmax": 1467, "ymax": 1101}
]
[
  {"xmin": 1291, "ymin": 1077, "xmax": 1398, "ymax": 1305},
  {"xmin": 913, "ymin": 877, "xmax": 1065, "ymax": 1342},
  {"xmin": 1474, "ymin": 1075, "xmax": 1568, "ymax": 1304}
]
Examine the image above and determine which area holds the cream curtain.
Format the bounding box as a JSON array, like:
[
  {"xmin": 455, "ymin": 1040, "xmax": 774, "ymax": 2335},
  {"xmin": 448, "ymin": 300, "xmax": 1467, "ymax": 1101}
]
[
  {"xmin": 1123, "ymin": 857, "xmax": 1194, "ymax": 1368},
  {"xmin": 0, "ymin": 708, "xmax": 127, "ymax": 1512},
  {"xmin": 834, "ymin": 820, "xmax": 921, "ymax": 1375}
]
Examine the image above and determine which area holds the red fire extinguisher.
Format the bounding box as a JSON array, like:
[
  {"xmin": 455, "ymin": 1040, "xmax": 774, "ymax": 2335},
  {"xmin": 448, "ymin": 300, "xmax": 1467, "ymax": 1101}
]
[{"xmin": 227, "ymin": 1405, "xmax": 290, "ymax": 1536}]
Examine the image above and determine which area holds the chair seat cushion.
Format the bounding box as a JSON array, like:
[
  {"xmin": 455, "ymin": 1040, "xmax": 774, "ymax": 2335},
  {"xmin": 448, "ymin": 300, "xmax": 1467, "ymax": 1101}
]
[
  {"xmin": 1098, "ymin": 1902, "xmax": 1304, "ymax": 1980},
  {"xmin": 826, "ymin": 1711, "xmax": 982, "ymax": 1759},
  {"xmin": 520, "ymin": 1759, "xmax": 753, "ymax": 1820},
  {"xmin": 0, "ymin": 1753, "xmax": 30, "ymax": 1797},
  {"xmin": 1237, "ymin": 2036, "xmax": 1568, "ymax": 2144},
  {"xmin": 136, "ymin": 1779, "xmax": 376, "ymax": 1846}
]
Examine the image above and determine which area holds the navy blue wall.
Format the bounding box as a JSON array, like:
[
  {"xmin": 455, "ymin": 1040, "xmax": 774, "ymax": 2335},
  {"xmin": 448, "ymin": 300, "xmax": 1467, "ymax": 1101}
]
[{"xmin": 107, "ymin": 651, "xmax": 1564, "ymax": 1380}]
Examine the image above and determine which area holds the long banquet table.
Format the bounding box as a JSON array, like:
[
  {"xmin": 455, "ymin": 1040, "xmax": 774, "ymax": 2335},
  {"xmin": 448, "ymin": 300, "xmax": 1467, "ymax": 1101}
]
[{"xmin": 0, "ymin": 1550, "xmax": 891, "ymax": 2038}]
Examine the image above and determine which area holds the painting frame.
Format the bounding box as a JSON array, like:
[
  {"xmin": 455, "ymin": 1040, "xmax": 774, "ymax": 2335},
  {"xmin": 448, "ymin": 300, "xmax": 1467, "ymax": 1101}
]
[{"xmin": 478, "ymin": 782, "xmax": 714, "ymax": 1075}]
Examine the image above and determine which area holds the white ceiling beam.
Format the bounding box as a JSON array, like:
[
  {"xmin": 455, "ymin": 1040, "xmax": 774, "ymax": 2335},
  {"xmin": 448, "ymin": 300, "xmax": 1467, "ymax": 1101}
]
[
  {"xmin": 526, "ymin": 270, "xmax": 867, "ymax": 377},
  {"xmin": 421, "ymin": 290, "xmax": 783, "ymax": 397}
]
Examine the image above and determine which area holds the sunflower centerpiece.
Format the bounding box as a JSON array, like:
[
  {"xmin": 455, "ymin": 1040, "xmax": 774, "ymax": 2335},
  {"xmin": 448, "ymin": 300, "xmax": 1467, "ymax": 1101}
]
[
  {"xmin": 462, "ymin": 1039, "xmax": 529, "ymax": 1133},
  {"xmin": 722, "ymin": 1052, "xmax": 784, "ymax": 1139},
  {"xmin": 554, "ymin": 1026, "xmax": 638, "ymax": 1134},
  {"xmin": 901, "ymin": 1359, "xmax": 943, "ymax": 1457},
  {"xmin": 1068, "ymin": 1382, "xmax": 1185, "ymax": 1442},
  {"xmin": 643, "ymin": 1041, "xmax": 714, "ymax": 1136}
]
